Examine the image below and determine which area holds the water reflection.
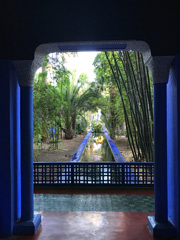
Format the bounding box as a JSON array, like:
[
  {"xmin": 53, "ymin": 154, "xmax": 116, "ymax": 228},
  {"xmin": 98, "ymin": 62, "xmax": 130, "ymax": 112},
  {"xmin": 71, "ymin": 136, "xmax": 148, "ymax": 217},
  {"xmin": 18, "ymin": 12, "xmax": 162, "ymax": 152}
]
[{"xmin": 80, "ymin": 134, "xmax": 115, "ymax": 162}]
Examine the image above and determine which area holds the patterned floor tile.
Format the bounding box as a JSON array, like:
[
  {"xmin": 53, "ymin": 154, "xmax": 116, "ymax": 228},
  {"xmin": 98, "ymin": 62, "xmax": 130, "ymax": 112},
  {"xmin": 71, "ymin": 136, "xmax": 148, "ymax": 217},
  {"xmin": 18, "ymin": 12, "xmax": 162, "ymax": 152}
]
[{"xmin": 34, "ymin": 194, "xmax": 154, "ymax": 212}]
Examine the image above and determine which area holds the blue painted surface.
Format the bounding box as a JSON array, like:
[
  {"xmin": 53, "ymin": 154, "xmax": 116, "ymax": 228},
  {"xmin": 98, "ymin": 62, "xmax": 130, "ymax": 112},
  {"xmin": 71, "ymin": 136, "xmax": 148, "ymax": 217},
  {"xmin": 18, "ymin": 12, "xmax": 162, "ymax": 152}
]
[
  {"xmin": 49, "ymin": 126, "xmax": 55, "ymax": 138},
  {"xmin": 13, "ymin": 214, "xmax": 41, "ymax": 235},
  {"xmin": 58, "ymin": 43, "xmax": 127, "ymax": 52},
  {"xmin": 167, "ymin": 55, "xmax": 180, "ymax": 236},
  {"xmin": 0, "ymin": 61, "xmax": 39, "ymax": 237},
  {"xmin": 79, "ymin": 134, "xmax": 115, "ymax": 162},
  {"xmin": 71, "ymin": 128, "xmax": 126, "ymax": 163},
  {"xmin": 1, "ymin": 56, "xmax": 180, "ymax": 238},
  {"xmin": 46, "ymin": 128, "xmax": 150, "ymax": 186},
  {"xmin": 147, "ymin": 216, "xmax": 177, "ymax": 238},
  {"xmin": 103, "ymin": 128, "xmax": 126, "ymax": 163},
  {"xmin": 0, "ymin": 60, "xmax": 20, "ymax": 237},
  {"xmin": 11, "ymin": 67, "xmax": 21, "ymax": 222},
  {"xmin": 20, "ymin": 87, "xmax": 34, "ymax": 221},
  {"xmin": 147, "ymin": 82, "xmax": 178, "ymax": 239},
  {"xmin": 103, "ymin": 128, "xmax": 140, "ymax": 183},
  {"xmin": 70, "ymin": 129, "xmax": 92, "ymax": 162},
  {"xmin": 153, "ymin": 83, "xmax": 168, "ymax": 223},
  {"xmin": 70, "ymin": 128, "xmax": 126, "ymax": 163}
]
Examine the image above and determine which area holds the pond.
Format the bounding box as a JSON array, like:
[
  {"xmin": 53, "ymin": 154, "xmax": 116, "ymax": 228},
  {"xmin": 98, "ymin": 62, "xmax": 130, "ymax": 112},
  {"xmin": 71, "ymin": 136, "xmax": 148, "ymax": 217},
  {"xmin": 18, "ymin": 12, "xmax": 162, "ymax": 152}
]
[{"xmin": 79, "ymin": 133, "xmax": 116, "ymax": 162}]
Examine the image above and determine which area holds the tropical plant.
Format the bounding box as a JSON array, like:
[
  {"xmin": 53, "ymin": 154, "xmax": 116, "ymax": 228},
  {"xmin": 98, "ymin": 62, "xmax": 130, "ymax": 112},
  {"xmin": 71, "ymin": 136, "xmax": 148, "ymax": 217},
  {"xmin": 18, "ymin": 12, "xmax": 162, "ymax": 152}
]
[
  {"xmin": 61, "ymin": 72, "xmax": 100, "ymax": 139},
  {"xmin": 34, "ymin": 52, "xmax": 101, "ymax": 141},
  {"xmin": 33, "ymin": 77, "xmax": 62, "ymax": 143}
]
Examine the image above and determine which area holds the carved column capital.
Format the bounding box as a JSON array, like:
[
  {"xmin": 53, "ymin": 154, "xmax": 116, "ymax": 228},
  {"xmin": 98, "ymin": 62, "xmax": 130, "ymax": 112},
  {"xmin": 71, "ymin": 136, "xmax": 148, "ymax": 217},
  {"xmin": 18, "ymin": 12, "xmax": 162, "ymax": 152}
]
[
  {"xmin": 145, "ymin": 56, "xmax": 175, "ymax": 84},
  {"xmin": 13, "ymin": 60, "xmax": 41, "ymax": 87}
]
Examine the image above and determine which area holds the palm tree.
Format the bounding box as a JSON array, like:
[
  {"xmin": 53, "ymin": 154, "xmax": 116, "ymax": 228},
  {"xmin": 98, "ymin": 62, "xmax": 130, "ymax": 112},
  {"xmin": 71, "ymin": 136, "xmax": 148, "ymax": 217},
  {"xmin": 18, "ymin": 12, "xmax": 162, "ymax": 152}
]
[{"xmin": 62, "ymin": 73, "xmax": 100, "ymax": 139}]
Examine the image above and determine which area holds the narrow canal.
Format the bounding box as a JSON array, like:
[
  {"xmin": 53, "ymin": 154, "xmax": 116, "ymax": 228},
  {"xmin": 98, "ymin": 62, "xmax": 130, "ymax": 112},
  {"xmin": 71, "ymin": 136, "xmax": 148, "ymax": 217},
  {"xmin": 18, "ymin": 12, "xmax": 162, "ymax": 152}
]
[{"xmin": 79, "ymin": 133, "xmax": 115, "ymax": 162}]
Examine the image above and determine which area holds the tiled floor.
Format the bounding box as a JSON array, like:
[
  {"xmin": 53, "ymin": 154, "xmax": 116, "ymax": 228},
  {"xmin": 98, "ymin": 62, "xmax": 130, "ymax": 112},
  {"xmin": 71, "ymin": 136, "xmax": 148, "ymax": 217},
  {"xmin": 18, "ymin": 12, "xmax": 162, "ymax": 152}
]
[
  {"xmin": 6, "ymin": 212, "xmax": 156, "ymax": 240},
  {"xmin": 4, "ymin": 190, "xmax": 159, "ymax": 240},
  {"xmin": 34, "ymin": 194, "xmax": 154, "ymax": 212}
]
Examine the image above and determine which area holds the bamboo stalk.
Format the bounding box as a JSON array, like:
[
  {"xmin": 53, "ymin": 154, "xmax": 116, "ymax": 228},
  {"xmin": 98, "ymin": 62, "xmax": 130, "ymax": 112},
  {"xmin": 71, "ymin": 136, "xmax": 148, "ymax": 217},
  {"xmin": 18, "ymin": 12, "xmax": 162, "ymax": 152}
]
[{"xmin": 105, "ymin": 51, "xmax": 153, "ymax": 162}]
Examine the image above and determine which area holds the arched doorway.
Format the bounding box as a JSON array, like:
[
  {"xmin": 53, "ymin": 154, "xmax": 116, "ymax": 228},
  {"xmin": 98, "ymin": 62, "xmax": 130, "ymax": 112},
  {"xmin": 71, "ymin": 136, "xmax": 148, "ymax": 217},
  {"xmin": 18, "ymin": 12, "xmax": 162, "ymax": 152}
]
[{"xmin": 0, "ymin": 41, "xmax": 177, "ymax": 238}]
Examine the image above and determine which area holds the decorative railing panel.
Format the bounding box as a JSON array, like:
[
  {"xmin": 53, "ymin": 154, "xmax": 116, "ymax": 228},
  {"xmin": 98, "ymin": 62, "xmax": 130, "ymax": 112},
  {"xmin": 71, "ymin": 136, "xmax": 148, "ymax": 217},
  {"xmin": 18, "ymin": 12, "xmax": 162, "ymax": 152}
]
[{"xmin": 33, "ymin": 162, "xmax": 154, "ymax": 186}]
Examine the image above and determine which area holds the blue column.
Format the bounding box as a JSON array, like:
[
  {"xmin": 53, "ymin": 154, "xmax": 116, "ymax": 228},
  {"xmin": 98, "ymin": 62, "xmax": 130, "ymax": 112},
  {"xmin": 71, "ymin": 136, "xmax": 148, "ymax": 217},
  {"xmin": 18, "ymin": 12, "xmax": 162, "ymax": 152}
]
[
  {"xmin": 12, "ymin": 70, "xmax": 21, "ymax": 222},
  {"xmin": 148, "ymin": 83, "xmax": 177, "ymax": 238},
  {"xmin": 0, "ymin": 60, "xmax": 22, "ymax": 237},
  {"xmin": 13, "ymin": 86, "xmax": 41, "ymax": 235},
  {"xmin": 167, "ymin": 55, "xmax": 180, "ymax": 237},
  {"xmin": 153, "ymin": 83, "xmax": 167, "ymax": 223},
  {"xmin": 0, "ymin": 61, "xmax": 14, "ymax": 237},
  {"xmin": 20, "ymin": 86, "xmax": 34, "ymax": 221}
]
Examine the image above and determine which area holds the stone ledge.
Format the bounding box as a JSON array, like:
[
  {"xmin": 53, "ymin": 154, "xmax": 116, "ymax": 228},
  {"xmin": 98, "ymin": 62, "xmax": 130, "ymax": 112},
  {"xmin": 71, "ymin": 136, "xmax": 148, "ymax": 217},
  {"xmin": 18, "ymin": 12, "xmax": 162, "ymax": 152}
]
[{"xmin": 70, "ymin": 129, "xmax": 92, "ymax": 162}]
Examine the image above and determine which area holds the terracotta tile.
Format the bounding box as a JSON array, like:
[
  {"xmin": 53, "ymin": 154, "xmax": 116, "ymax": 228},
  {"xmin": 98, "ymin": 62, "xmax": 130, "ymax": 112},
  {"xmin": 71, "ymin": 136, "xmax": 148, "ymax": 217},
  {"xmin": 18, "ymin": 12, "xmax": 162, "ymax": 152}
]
[{"xmin": 10, "ymin": 212, "xmax": 157, "ymax": 240}]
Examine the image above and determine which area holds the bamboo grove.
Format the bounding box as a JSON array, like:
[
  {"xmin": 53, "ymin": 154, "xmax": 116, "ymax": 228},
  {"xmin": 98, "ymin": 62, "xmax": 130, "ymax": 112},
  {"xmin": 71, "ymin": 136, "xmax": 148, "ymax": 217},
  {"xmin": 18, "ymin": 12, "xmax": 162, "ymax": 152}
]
[{"xmin": 94, "ymin": 51, "xmax": 153, "ymax": 162}]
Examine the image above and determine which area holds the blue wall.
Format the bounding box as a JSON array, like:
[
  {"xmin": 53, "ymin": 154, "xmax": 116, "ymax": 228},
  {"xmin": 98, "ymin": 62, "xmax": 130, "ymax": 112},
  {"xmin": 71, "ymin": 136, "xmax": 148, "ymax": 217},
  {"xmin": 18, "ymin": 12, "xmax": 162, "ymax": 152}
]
[
  {"xmin": 0, "ymin": 60, "xmax": 21, "ymax": 237},
  {"xmin": 167, "ymin": 55, "xmax": 180, "ymax": 235}
]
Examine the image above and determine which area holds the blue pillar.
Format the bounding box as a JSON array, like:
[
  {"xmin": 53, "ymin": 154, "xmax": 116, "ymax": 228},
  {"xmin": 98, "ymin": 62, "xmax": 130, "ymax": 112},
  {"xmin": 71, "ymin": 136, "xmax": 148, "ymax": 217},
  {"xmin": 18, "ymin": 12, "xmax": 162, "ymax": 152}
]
[
  {"xmin": 148, "ymin": 83, "xmax": 177, "ymax": 238},
  {"xmin": 167, "ymin": 55, "xmax": 180, "ymax": 237},
  {"xmin": 154, "ymin": 83, "xmax": 168, "ymax": 223},
  {"xmin": 0, "ymin": 60, "xmax": 14, "ymax": 237},
  {"xmin": 21, "ymin": 87, "xmax": 34, "ymax": 221},
  {"xmin": 13, "ymin": 68, "xmax": 21, "ymax": 222},
  {"xmin": 0, "ymin": 60, "xmax": 21, "ymax": 237},
  {"xmin": 13, "ymin": 86, "xmax": 41, "ymax": 235},
  {"xmin": 0, "ymin": 60, "xmax": 40, "ymax": 237}
]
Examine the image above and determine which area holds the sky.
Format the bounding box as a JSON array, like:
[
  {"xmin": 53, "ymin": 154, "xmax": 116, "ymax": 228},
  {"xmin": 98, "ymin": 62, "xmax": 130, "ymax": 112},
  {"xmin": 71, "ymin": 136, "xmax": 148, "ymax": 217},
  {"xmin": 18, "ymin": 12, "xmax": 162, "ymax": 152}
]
[
  {"xmin": 36, "ymin": 51, "xmax": 99, "ymax": 84},
  {"xmin": 65, "ymin": 51, "xmax": 98, "ymax": 82}
]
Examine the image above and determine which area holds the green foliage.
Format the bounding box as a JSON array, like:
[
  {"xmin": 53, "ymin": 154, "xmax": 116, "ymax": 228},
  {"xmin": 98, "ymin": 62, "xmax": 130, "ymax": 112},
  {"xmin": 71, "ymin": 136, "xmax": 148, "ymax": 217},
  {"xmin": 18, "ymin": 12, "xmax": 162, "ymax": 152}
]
[
  {"xmin": 92, "ymin": 122, "xmax": 103, "ymax": 133},
  {"xmin": 34, "ymin": 51, "xmax": 153, "ymax": 162},
  {"xmin": 105, "ymin": 51, "xmax": 153, "ymax": 162},
  {"xmin": 61, "ymin": 71, "xmax": 100, "ymax": 138},
  {"xmin": 75, "ymin": 115, "xmax": 87, "ymax": 134},
  {"xmin": 93, "ymin": 53, "xmax": 124, "ymax": 139},
  {"xmin": 93, "ymin": 51, "xmax": 153, "ymax": 162},
  {"xmin": 33, "ymin": 53, "xmax": 101, "ymax": 143},
  {"xmin": 33, "ymin": 78, "xmax": 62, "ymax": 141},
  {"xmin": 33, "ymin": 53, "xmax": 70, "ymax": 143}
]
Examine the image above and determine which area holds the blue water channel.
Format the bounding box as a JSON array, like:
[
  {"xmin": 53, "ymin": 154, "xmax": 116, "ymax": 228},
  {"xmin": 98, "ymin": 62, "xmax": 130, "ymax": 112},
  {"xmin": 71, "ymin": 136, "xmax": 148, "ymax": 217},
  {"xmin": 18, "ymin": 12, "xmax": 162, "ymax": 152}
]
[{"xmin": 79, "ymin": 133, "xmax": 116, "ymax": 162}]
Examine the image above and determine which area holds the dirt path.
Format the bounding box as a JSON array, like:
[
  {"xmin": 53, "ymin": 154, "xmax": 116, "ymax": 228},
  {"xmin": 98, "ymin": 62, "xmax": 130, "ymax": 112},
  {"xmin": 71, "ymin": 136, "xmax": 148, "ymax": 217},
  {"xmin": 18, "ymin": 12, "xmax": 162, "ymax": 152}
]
[
  {"xmin": 33, "ymin": 135, "xmax": 85, "ymax": 162},
  {"xmin": 33, "ymin": 135, "xmax": 133, "ymax": 163},
  {"xmin": 114, "ymin": 136, "xmax": 134, "ymax": 162}
]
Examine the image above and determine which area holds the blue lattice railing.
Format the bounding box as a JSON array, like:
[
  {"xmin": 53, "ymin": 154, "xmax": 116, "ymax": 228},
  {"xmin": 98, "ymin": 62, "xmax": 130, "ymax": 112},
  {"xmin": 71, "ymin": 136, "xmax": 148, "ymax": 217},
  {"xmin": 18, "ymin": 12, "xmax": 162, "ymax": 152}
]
[{"xmin": 33, "ymin": 162, "xmax": 154, "ymax": 187}]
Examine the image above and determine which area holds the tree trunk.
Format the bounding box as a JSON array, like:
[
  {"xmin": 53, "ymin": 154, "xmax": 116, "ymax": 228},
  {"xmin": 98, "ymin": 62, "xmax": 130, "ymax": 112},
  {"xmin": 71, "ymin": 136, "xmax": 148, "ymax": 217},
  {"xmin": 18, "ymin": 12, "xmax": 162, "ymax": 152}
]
[
  {"xmin": 72, "ymin": 113, "xmax": 77, "ymax": 133},
  {"xmin": 65, "ymin": 128, "xmax": 73, "ymax": 139},
  {"xmin": 42, "ymin": 136, "xmax": 49, "ymax": 143}
]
